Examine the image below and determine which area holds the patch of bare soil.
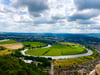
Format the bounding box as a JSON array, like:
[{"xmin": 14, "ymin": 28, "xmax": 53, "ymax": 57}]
[{"xmin": 0, "ymin": 43, "xmax": 23, "ymax": 49}]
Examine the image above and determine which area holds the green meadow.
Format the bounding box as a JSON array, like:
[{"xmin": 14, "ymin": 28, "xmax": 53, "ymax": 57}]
[
  {"xmin": 0, "ymin": 40, "xmax": 18, "ymax": 44},
  {"xmin": 23, "ymin": 42, "xmax": 47, "ymax": 48},
  {"xmin": 25, "ymin": 44, "xmax": 87, "ymax": 56}
]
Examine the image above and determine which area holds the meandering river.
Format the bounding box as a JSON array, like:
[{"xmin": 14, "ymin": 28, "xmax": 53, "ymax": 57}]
[
  {"xmin": 21, "ymin": 44, "xmax": 93, "ymax": 59},
  {"xmin": 0, "ymin": 39, "xmax": 9, "ymax": 42}
]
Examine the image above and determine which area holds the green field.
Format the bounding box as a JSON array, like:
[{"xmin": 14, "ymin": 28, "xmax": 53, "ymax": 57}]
[
  {"xmin": 23, "ymin": 42, "xmax": 47, "ymax": 48},
  {"xmin": 0, "ymin": 40, "xmax": 18, "ymax": 44},
  {"xmin": 53, "ymin": 49, "xmax": 98, "ymax": 66},
  {"xmin": 58, "ymin": 42, "xmax": 83, "ymax": 46},
  {"xmin": 25, "ymin": 44, "xmax": 87, "ymax": 56}
]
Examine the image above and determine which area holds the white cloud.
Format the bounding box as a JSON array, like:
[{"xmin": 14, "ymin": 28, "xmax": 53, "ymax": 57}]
[{"xmin": 0, "ymin": 0, "xmax": 100, "ymax": 33}]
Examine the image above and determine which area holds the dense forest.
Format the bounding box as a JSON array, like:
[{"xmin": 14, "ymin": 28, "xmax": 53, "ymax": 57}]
[{"xmin": 0, "ymin": 55, "xmax": 50, "ymax": 75}]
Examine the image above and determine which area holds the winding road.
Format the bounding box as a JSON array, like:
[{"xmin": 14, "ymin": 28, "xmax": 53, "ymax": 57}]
[{"xmin": 21, "ymin": 44, "xmax": 93, "ymax": 59}]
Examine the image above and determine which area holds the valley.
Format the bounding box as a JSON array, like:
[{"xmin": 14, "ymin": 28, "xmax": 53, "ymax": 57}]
[{"xmin": 0, "ymin": 33, "xmax": 100, "ymax": 75}]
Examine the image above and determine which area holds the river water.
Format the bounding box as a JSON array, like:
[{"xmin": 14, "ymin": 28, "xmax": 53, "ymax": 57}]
[{"xmin": 0, "ymin": 39, "xmax": 9, "ymax": 42}]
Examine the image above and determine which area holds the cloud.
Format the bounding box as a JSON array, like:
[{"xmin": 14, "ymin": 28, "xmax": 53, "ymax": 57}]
[
  {"xmin": 68, "ymin": 0, "xmax": 100, "ymax": 22},
  {"xmin": 68, "ymin": 10, "xmax": 100, "ymax": 21},
  {"xmin": 52, "ymin": 15, "xmax": 65, "ymax": 20},
  {"xmin": 12, "ymin": 0, "xmax": 49, "ymax": 17},
  {"xmin": 74, "ymin": 0, "xmax": 100, "ymax": 10},
  {"xmin": 0, "ymin": 6, "xmax": 15, "ymax": 13},
  {"xmin": 34, "ymin": 20, "xmax": 56, "ymax": 24},
  {"xmin": 78, "ymin": 20, "xmax": 96, "ymax": 24},
  {"xmin": 0, "ymin": 0, "xmax": 100, "ymax": 33}
]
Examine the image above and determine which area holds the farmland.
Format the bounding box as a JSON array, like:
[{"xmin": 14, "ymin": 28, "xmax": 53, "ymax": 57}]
[
  {"xmin": 58, "ymin": 42, "xmax": 83, "ymax": 47},
  {"xmin": 0, "ymin": 43, "xmax": 23, "ymax": 50},
  {"xmin": 0, "ymin": 40, "xmax": 23, "ymax": 55},
  {"xmin": 0, "ymin": 39, "xmax": 19, "ymax": 44},
  {"xmin": 23, "ymin": 42, "xmax": 47, "ymax": 48},
  {"xmin": 53, "ymin": 49, "xmax": 98, "ymax": 66},
  {"xmin": 25, "ymin": 44, "xmax": 87, "ymax": 56}
]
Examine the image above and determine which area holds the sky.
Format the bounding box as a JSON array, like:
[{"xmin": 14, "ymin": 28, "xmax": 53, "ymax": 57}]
[{"xmin": 0, "ymin": 0, "xmax": 100, "ymax": 33}]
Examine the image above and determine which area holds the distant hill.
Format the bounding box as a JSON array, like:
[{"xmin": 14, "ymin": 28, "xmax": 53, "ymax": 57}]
[
  {"xmin": 0, "ymin": 32, "xmax": 88, "ymax": 37},
  {"xmin": 86, "ymin": 33, "xmax": 100, "ymax": 38}
]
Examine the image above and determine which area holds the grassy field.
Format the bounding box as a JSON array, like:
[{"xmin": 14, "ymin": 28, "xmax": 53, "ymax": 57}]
[
  {"xmin": 58, "ymin": 42, "xmax": 84, "ymax": 47},
  {"xmin": 0, "ymin": 40, "xmax": 23, "ymax": 55},
  {"xmin": 25, "ymin": 44, "xmax": 87, "ymax": 56},
  {"xmin": 0, "ymin": 40, "xmax": 18, "ymax": 44},
  {"xmin": 0, "ymin": 49, "xmax": 13, "ymax": 55},
  {"xmin": 53, "ymin": 56, "xmax": 94, "ymax": 66},
  {"xmin": 53, "ymin": 48, "xmax": 98, "ymax": 67},
  {"xmin": 23, "ymin": 42, "xmax": 47, "ymax": 48}
]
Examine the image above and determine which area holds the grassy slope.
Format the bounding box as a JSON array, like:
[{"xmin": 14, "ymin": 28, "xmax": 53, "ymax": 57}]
[
  {"xmin": 58, "ymin": 42, "xmax": 84, "ymax": 47},
  {"xmin": 53, "ymin": 49, "xmax": 98, "ymax": 67},
  {"xmin": 23, "ymin": 42, "xmax": 47, "ymax": 48},
  {"xmin": 25, "ymin": 45, "xmax": 87, "ymax": 56}
]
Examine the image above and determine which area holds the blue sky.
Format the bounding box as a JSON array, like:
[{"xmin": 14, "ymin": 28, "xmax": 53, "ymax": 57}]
[
  {"xmin": 2, "ymin": 0, "xmax": 10, "ymax": 5},
  {"xmin": 0, "ymin": 0, "xmax": 100, "ymax": 33}
]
